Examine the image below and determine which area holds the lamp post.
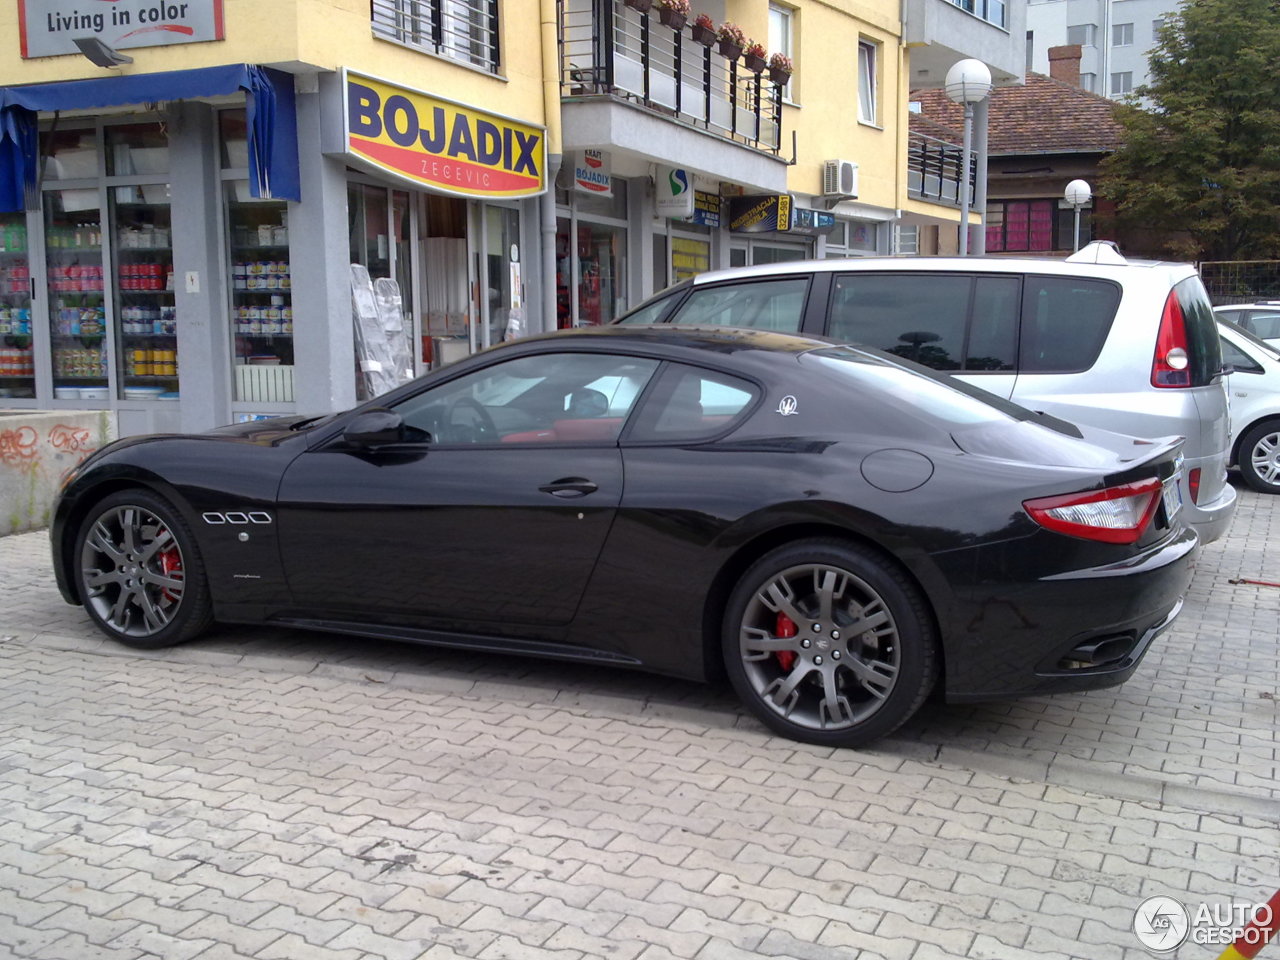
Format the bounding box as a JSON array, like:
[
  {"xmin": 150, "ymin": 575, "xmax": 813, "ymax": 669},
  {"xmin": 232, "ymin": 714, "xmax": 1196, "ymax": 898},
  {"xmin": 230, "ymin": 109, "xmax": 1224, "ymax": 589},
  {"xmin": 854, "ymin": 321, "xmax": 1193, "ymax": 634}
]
[
  {"xmin": 1064, "ymin": 179, "xmax": 1092, "ymax": 252},
  {"xmin": 944, "ymin": 59, "xmax": 993, "ymax": 256}
]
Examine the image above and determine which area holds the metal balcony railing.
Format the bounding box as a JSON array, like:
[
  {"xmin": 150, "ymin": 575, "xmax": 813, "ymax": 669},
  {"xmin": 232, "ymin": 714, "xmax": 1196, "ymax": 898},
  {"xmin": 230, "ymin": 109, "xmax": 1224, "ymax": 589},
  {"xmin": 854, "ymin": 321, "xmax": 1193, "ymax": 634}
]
[
  {"xmin": 907, "ymin": 131, "xmax": 973, "ymax": 206},
  {"xmin": 372, "ymin": 0, "xmax": 501, "ymax": 73},
  {"xmin": 559, "ymin": 0, "xmax": 782, "ymax": 153}
]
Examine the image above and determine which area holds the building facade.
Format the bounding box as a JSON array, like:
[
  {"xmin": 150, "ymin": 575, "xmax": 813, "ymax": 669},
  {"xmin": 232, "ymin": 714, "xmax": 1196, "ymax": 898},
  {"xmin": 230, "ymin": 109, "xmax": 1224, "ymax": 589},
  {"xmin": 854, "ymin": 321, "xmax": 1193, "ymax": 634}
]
[
  {"xmin": 1025, "ymin": 0, "xmax": 1177, "ymax": 98},
  {"xmin": 0, "ymin": 0, "xmax": 1025, "ymax": 433}
]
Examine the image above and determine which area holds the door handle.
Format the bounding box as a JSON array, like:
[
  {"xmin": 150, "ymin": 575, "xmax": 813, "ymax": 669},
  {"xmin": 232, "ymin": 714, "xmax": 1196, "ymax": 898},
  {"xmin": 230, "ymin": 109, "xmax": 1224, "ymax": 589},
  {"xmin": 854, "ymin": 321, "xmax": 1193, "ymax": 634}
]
[{"xmin": 538, "ymin": 477, "xmax": 598, "ymax": 498}]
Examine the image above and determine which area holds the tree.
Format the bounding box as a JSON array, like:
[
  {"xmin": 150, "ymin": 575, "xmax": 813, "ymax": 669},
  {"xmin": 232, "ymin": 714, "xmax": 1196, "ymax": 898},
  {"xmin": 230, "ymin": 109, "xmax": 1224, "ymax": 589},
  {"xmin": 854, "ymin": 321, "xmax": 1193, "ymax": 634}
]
[{"xmin": 1100, "ymin": 0, "xmax": 1280, "ymax": 261}]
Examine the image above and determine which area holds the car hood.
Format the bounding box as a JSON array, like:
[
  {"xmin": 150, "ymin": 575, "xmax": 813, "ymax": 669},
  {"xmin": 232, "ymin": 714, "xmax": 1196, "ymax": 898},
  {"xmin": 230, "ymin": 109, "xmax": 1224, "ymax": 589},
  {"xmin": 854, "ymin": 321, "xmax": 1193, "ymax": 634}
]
[{"xmin": 201, "ymin": 415, "xmax": 318, "ymax": 445}]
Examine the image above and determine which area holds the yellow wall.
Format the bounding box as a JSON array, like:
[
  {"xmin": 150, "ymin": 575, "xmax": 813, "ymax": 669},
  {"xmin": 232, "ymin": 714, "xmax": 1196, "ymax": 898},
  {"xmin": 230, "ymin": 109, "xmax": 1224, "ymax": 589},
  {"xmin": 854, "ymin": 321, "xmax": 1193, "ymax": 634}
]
[
  {"xmin": 0, "ymin": 0, "xmax": 546, "ymax": 125},
  {"xmin": 770, "ymin": 0, "xmax": 903, "ymax": 211}
]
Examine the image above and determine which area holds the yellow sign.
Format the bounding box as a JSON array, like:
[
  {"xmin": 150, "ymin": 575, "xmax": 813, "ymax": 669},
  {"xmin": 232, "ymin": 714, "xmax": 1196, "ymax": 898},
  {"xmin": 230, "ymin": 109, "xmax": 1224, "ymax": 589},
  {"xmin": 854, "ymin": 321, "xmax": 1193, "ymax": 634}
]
[{"xmin": 344, "ymin": 73, "xmax": 546, "ymax": 199}]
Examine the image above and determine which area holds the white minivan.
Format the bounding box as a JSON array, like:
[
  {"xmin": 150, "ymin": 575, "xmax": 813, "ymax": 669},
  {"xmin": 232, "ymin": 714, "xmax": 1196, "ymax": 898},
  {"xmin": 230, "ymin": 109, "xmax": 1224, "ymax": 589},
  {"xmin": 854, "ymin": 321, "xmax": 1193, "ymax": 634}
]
[{"xmin": 619, "ymin": 242, "xmax": 1236, "ymax": 542}]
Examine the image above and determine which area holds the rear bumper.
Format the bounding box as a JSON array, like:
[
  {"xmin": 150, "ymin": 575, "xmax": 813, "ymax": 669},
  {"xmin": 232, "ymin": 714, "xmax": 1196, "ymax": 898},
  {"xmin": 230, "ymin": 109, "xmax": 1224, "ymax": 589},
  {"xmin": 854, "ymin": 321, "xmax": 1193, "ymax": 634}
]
[
  {"xmin": 942, "ymin": 526, "xmax": 1198, "ymax": 703},
  {"xmin": 1179, "ymin": 466, "xmax": 1235, "ymax": 544}
]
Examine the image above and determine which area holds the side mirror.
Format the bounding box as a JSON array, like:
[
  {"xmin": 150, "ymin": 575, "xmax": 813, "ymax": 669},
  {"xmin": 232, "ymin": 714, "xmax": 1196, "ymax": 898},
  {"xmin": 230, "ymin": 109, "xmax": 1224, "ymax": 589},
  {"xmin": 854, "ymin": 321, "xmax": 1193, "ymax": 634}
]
[{"xmin": 342, "ymin": 408, "xmax": 429, "ymax": 447}]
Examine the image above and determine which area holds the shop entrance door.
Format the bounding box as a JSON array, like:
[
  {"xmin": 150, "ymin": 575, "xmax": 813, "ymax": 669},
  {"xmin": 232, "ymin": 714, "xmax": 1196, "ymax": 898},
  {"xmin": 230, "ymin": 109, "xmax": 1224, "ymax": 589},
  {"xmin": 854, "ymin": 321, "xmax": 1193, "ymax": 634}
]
[{"xmin": 478, "ymin": 205, "xmax": 522, "ymax": 349}]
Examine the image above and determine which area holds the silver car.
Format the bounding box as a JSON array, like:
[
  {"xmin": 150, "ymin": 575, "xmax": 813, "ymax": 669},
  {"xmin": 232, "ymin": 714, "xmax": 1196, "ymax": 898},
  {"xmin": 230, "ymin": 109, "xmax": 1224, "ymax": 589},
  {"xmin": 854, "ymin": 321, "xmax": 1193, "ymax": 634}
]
[{"xmin": 619, "ymin": 242, "xmax": 1236, "ymax": 542}]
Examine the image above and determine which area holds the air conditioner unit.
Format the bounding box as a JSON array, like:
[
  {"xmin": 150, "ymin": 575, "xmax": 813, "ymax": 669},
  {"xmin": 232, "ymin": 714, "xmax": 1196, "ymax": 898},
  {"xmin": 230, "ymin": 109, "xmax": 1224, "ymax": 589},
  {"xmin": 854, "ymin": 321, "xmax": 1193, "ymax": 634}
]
[{"xmin": 822, "ymin": 159, "xmax": 858, "ymax": 199}]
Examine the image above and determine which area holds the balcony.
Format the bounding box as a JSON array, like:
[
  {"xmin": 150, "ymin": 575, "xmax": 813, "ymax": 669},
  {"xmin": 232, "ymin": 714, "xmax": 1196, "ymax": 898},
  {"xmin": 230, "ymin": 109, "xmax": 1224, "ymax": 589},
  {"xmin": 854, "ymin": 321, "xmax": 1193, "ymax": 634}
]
[
  {"xmin": 902, "ymin": 0, "xmax": 1025, "ymax": 89},
  {"xmin": 559, "ymin": 0, "xmax": 782, "ymax": 154},
  {"xmin": 907, "ymin": 131, "xmax": 972, "ymax": 206},
  {"xmin": 372, "ymin": 0, "xmax": 501, "ymax": 73}
]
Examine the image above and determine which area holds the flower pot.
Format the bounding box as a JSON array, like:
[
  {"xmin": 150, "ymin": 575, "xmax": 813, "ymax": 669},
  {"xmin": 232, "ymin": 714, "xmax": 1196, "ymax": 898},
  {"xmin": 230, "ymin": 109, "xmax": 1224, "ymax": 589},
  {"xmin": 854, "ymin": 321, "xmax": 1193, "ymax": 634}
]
[
  {"xmin": 768, "ymin": 66, "xmax": 792, "ymax": 85},
  {"xmin": 658, "ymin": 7, "xmax": 687, "ymax": 29},
  {"xmin": 743, "ymin": 53, "xmax": 766, "ymax": 73},
  {"xmin": 718, "ymin": 39, "xmax": 743, "ymax": 60},
  {"xmin": 623, "ymin": 0, "xmax": 652, "ymax": 13},
  {"xmin": 691, "ymin": 23, "xmax": 716, "ymax": 45}
]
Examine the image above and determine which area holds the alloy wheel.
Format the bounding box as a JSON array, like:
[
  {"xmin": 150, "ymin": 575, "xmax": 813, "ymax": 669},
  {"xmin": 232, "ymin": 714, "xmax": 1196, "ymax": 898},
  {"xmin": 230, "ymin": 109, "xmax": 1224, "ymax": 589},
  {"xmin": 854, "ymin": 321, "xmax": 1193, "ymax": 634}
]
[
  {"xmin": 80, "ymin": 504, "xmax": 187, "ymax": 638},
  {"xmin": 738, "ymin": 562, "xmax": 901, "ymax": 733}
]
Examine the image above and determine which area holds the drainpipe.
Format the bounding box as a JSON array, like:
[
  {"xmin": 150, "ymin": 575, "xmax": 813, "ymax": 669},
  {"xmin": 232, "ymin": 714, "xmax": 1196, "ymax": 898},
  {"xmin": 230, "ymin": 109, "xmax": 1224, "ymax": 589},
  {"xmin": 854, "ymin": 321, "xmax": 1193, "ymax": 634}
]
[
  {"xmin": 541, "ymin": 0, "xmax": 564, "ymax": 333},
  {"xmin": 972, "ymin": 97, "xmax": 989, "ymax": 255}
]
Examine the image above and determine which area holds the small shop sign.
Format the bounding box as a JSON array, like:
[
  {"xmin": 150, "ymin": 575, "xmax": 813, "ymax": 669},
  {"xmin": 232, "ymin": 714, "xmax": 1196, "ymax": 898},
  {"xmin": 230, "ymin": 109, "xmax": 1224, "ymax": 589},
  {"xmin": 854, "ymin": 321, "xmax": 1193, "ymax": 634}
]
[
  {"xmin": 691, "ymin": 191, "xmax": 721, "ymax": 228},
  {"xmin": 656, "ymin": 167, "xmax": 694, "ymax": 218},
  {"xmin": 19, "ymin": 0, "xmax": 224, "ymax": 58},
  {"xmin": 574, "ymin": 151, "xmax": 612, "ymax": 197},
  {"xmin": 342, "ymin": 72, "xmax": 546, "ymax": 199},
  {"xmin": 728, "ymin": 195, "xmax": 836, "ymax": 235}
]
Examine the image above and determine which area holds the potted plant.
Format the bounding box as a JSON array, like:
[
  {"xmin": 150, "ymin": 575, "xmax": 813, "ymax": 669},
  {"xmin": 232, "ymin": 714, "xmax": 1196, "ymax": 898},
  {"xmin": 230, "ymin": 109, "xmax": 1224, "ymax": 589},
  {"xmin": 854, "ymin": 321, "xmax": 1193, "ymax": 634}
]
[
  {"xmin": 716, "ymin": 21, "xmax": 746, "ymax": 60},
  {"xmin": 691, "ymin": 13, "xmax": 717, "ymax": 45},
  {"xmin": 743, "ymin": 41, "xmax": 767, "ymax": 73},
  {"xmin": 657, "ymin": 0, "xmax": 690, "ymax": 30},
  {"xmin": 623, "ymin": 0, "xmax": 652, "ymax": 14},
  {"xmin": 768, "ymin": 51, "xmax": 793, "ymax": 85}
]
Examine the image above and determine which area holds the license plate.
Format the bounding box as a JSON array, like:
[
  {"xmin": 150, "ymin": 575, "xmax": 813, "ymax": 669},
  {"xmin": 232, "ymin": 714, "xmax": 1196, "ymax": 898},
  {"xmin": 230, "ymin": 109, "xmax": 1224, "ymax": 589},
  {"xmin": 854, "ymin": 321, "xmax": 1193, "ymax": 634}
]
[{"xmin": 1162, "ymin": 478, "xmax": 1182, "ymax": 520}]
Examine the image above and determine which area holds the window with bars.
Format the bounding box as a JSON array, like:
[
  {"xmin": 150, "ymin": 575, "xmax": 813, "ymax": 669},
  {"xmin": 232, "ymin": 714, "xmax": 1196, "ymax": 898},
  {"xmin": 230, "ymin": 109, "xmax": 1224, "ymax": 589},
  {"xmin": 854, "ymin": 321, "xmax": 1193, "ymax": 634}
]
[{"xmin": 372, "ymin": 0, "xmax": 500, "ymax": 73}]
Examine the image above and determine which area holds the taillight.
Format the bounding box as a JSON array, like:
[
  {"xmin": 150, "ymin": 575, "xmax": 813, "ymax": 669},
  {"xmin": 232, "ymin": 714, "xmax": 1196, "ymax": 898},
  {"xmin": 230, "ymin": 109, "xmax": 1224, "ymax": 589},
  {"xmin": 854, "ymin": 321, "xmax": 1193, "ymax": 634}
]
[
  {"xmin": 1151, "ymin": 290, "xmax": 1191, "ymax": 388},
  {"xmin": 1187, "ymin": 467, "xmax": 1201, "ymax": 504},
  {"xmin": 1024, "ymin": 478, "xmax": 1163, "ymax": 544}
]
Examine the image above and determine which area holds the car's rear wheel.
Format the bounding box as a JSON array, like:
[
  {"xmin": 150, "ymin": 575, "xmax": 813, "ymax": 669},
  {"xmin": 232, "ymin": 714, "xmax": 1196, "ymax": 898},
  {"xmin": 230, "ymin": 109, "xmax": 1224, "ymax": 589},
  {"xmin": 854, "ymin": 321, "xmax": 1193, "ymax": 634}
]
[
  {"xmin": 75, "ymin": 490, "xmax": 213, "ymax": 648},
  {"xmin": 1239, "ymin": 420, "xmax": 1280, "ymax": 494},
  {"xmin": 723, "ymin": 539, "xmax": 938, "ymax": 748}
]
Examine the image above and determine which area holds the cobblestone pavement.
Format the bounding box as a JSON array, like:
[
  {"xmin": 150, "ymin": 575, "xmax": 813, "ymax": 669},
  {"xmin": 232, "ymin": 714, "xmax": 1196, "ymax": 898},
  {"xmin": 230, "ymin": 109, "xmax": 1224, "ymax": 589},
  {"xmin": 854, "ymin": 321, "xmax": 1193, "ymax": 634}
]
[{"xmin": 0, "ymin": 481, "xmax": 1276, "ymax": 960}]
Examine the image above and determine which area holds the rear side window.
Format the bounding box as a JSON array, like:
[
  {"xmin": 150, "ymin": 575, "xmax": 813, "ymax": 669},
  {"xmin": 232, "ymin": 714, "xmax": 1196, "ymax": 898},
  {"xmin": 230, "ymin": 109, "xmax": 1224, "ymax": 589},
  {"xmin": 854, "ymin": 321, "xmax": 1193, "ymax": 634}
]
[
  {"xmin": 1221, "ymin": 338, "xmax": 1263, "ymax": 375},
  {"xmin": 668, "ymin": 279, "xmax": 808, "ymax": 333},
  {"xmin": 1245, "ymin": 310, "xmax": 1280, "ymax": 340},
  {"xmin": 627, "ymin": 363, "xmax": 758, "ymax": 442},
  {"xmin": 1018, "ymin": 276, "xmax": 1121, "ymax": 373},
  {"xmin": 1174, "ymin": 277, "xmax": 1222, "ymax": 386},
  {"xmin": 615, "ymin": 290, "xmax": 684, "ymax": 325},
  {"xmin": 828, "ymin": 273, "xmax": 1018, "ymax": 372}
]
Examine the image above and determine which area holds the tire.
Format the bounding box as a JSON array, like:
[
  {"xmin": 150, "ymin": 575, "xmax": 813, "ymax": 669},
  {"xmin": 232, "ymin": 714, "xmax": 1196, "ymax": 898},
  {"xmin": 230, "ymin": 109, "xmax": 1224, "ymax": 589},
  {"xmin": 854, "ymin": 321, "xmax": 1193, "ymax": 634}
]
[
  {"xmin": 722, "ymin": 538, "xmax": 938, "ymax": 748},
  {"xmin": 1238, "ymin": 421, "xmax": 1280, "ymax": 494},
  {"xmin": 74, "ymin": 489, "xmax": 213, "ymax": 649}
]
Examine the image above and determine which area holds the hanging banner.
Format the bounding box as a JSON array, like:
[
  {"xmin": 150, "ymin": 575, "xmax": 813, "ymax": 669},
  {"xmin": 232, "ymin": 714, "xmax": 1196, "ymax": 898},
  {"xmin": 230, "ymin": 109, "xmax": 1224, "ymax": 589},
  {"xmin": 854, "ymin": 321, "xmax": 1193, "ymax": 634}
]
[
  {"xmin": 343, "ymin": 71, "xmax": 546, "ymax": 199},
  {"xmin": 789, "ymin": 208, "xmax": 838, "ymax": 236},
  {"xmin": 691, "ymin": 191, "xmax": 721, "ymax": 228},
  {"xmin": 19, "ymin": 0, "xmax": 225, "ymax": 58},
  {"xmin": 729, "ymin": 195, "xmax": 793, "ymax": 233},
  {"xmin": 574, "ymin": 150, "xmax": 612, "ymax": 196},
  {"xmin": 656, "ymin": 167, "xmax": 695, "ymax": 218}
]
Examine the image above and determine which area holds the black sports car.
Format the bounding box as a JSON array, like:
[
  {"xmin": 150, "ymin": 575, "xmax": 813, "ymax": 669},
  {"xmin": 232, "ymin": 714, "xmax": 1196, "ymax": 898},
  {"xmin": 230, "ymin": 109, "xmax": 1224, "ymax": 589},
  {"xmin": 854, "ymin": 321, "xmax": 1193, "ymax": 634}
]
[{"xmin": 51, "ymin": 327, "xmax": 1196, "ymax": 747}]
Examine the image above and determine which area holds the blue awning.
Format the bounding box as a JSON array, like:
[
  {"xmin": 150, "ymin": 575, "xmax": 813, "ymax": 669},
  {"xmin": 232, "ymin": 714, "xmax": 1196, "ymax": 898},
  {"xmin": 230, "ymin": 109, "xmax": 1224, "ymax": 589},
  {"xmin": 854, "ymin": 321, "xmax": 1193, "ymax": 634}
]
[{"xmin": 0, "ymin": 64, "xmax": 299, "ymax": 211}]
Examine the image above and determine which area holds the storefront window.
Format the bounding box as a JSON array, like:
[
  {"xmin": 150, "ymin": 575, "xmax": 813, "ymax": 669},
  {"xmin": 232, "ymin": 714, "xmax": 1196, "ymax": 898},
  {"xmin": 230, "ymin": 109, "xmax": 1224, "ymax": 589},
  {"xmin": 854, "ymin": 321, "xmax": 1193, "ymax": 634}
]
[
  {"xmin": 45, "ymin": 191, "xmax": 107, "ymax": 399},
  {"xmin": 671, "ymin": 236, "xmax": 710, "ymax": 283},
  {"xmin": 0, "ymin": 214, "xmax": 35, "ymax": 399},
  {"xmin": 105, "ymin": 122, "xmax": 169, "ymax": 177},
  {"xmin": 42, "ymin": 129, "xmax": 99, "ymax": 181},
  {"xmin": 226, "ymin": 187, "xmax": 293, "ymax": 403},
  {"xmin": 219, "ymin": 110, "xmax": 249, "ymax": 170},
  {"xmin": 112, "ymin": 185, "xmax": 178, "ymax": 400},
  {"xmin": 575, "ymin": 222, "xmax": 625, "ymax": 326}
]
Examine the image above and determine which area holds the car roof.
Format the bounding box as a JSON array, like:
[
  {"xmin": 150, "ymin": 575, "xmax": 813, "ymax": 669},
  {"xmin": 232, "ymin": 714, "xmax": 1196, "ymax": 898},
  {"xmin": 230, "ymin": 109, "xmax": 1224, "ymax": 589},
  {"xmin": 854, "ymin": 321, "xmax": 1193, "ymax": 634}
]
[
  {"xmin": 515, "ymin": 323, "xmax": 836, "ymax": 356},
  {"xmin": 680, "ymin": 252, "xmax": 1195, "ymax": 289}
]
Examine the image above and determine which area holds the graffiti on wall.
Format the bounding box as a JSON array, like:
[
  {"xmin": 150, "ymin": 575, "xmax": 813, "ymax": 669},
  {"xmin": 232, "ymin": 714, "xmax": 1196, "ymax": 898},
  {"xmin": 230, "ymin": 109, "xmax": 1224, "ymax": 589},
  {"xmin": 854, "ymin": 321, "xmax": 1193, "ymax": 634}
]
[{"xmin": 0, "ymin": 426, "xmax": 39, "ymax": 472}]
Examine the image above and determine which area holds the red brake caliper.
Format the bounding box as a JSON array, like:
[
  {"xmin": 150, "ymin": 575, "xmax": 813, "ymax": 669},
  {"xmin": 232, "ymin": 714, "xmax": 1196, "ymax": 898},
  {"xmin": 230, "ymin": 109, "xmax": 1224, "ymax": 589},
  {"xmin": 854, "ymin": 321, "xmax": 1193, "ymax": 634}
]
[
  {"xmin": 157, "ymin": 536, "xmax": 182, "ymax": 603},
  {"xmin": 775, "ymin": 613, "xmax": 797, "ymax": 671}
]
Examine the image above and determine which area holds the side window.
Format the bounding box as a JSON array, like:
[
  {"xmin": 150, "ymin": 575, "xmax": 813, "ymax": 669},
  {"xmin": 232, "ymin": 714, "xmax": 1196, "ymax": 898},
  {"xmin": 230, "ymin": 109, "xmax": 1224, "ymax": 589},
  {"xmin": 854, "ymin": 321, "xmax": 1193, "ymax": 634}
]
[
  {"xmin": 1018, "ymin": 277, "xmax": 1121, "ymax": 373},
  {"xmin": 393, "ymin": 352, "xmax": 659, "ymax": 444},
  {"xmin": 615, "ymin": 292, "xmax": 680, "ymax": 325},
  {"xmin": 1248, "ymin": 311, "xmax": 1280, "ymax": 340},
  {"xmin": 628, "ymin": 363, "xmax": 758, "ymax": 442},
  {"xmin": 668, "ymin": 279, "xmax": 808, "ymax": 333},
  {"xmin": 829, "ymin": 273, "xmax": 1004, "ymax": 371},
  {"xmin": 1221, "ymin": 339, "xmax": 1263, "ymax": 375},
  {"xmin": 967, "ymin": 277, "xmax": 1020, "ymax": 370}
]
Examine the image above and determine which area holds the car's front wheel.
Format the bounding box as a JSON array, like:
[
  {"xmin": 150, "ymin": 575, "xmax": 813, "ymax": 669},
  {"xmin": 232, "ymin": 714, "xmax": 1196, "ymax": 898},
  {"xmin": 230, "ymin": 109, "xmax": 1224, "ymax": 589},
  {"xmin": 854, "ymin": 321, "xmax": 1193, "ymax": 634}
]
[
  {"xmin": 1239, "ymin": 420, "xmax": 1280, "ymax": 494},
  {"xmin": 723, "ymin": 538, "xmax": 938, "ymax": 748},
  {"xmin": 75, "ymin": 489, "xmax": 213, "ymax": 648}
]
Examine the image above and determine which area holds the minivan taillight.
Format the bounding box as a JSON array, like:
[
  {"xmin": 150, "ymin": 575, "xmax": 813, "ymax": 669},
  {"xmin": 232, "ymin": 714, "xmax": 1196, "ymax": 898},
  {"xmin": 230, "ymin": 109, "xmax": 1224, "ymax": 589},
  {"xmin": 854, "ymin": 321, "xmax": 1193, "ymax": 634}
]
[
  {"xmin": 1024, "ymin": 479, "xmax": 1163, "ymax": 544},
  {"xmin": 1151, "ymin": 291, "xmax": 1191, "ymax": 388},
  {"xmin": 1187, "ymin": 468, "xmax": 1201, "ymax": 504}
]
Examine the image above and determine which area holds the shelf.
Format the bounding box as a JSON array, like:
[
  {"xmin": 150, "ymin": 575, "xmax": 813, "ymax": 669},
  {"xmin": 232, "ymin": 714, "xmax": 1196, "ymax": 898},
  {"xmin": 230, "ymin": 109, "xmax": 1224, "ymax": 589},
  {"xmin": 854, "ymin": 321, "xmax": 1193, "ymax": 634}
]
[
  {"xmin": 116, "ymin": 290, "xmax": 174, "ymax": 296},
  {"xmin": 232, "ymin": 333, "xmax": 293, "ymax": 339},
  {"xmin": 233, "ymin": 289, "xmax": 291, "ymax": 296},
  {"xmin": 48, "ymin": 247, "xmax": 102, "ymax": 254},
  {"xmin": 118, "ymin": 246, "xmax": 173, "ymax": 254},
  {"xmin": 233, "ymin": 244, "xmax": 290, "ymax": 252},
  {"xmin": 122, "ymin": 333, "xmax": 177, "ymax": 339}
]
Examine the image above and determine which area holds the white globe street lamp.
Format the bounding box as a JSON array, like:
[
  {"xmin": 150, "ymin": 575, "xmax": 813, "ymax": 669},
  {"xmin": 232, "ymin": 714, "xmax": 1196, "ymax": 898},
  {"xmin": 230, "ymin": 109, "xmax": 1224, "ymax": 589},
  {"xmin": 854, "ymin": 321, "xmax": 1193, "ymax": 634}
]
[
  {"xmin": 1064, "ymin": 179, "xmax": 1092, "ymax": 252},
  {"xmin": 944, "ymin": 59, "xmax": 993, "ymax": 256}
]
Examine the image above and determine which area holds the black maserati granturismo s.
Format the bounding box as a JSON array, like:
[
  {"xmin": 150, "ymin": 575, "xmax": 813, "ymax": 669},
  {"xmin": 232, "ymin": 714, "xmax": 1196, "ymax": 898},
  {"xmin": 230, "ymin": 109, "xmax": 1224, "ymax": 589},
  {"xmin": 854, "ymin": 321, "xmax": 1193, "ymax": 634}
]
[{"xmin": 51, "ymin": 326, "xmax": 1196, "ymax": 747}]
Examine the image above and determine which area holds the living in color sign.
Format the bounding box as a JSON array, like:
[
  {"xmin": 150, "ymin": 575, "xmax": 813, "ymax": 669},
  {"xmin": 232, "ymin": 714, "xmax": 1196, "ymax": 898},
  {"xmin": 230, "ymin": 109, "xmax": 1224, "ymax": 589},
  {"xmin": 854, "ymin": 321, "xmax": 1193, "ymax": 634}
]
[{"xmin": 343, "ymin": 72, "xmax": 546, "ymax": 199}]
